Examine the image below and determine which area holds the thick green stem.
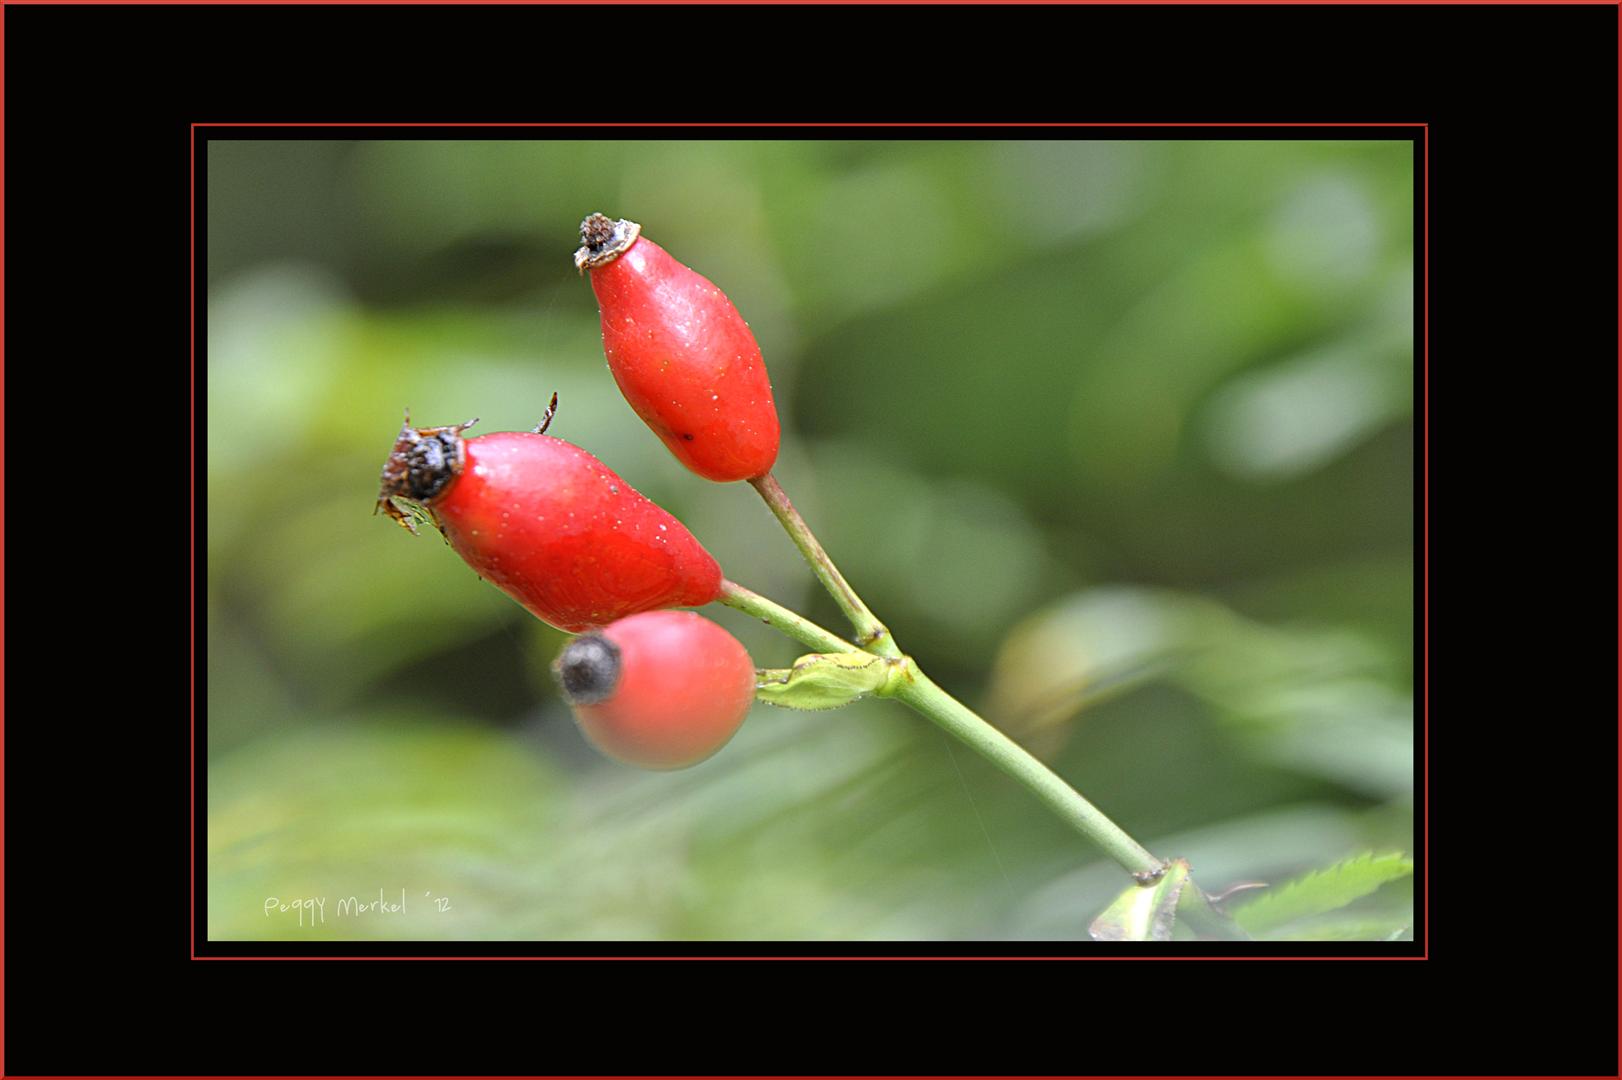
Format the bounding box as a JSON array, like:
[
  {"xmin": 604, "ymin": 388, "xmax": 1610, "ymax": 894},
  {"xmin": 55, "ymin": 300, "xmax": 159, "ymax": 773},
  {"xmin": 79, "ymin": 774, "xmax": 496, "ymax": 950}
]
[
  {"xmin": 888, "ymin": 667, "xmax": 1163, "ymax": 877},
  {"xmin": 749, "ymin": 472, "xmax": 901, "ymax": 658},
  {"xmin": 717, "ymin": 579, "xmax": 858, "ymax": 656}
]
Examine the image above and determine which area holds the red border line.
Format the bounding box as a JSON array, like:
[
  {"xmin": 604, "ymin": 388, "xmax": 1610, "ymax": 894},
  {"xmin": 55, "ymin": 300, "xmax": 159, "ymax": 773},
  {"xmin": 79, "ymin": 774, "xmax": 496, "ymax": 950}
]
[
  {"xmin": 0, "ymin": 0, "xmax": 8, "ymax": 1058},
  {"xmin": 193, "ymin": 120, "xmax": 1425, "ymax": 128},
  {"xmin": 190, "ymin": 125, "xmax": 198, "ymax": 970},
  {"xmin": 189, "ymin": 122, "xmax": 1427, "ymax": 962},
  {"xmin": 5, "ymin": 0, "xmax": 1612, "ymax": 5}
]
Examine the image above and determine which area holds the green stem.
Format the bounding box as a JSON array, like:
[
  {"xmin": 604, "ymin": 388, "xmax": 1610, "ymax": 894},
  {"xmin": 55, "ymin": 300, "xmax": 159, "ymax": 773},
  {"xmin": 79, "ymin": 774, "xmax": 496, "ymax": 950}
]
[
  {"xmin": 721, "ymin": 577, "xmax": 1161, "ymax": 878},
  {"xmin": 717, "ymin": 579, "xmax": 858, "ymax": 656},
  {"xmin": 750, "ymin": 472, "xmax": 901, "ymax": 658},
  {"xmin": 887, "ymin": 666, "xmax": 1163, "ymax": 877}
]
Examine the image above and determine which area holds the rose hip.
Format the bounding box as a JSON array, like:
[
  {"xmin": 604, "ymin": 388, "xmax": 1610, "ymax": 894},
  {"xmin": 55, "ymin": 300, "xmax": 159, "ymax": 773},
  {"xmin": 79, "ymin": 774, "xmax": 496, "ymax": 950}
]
[
  {"xmin": 575, "ymin": 213, "xmax": 781, "ymax": 483},
  {"xmin": 376, "ymin": 417, "xmax": 722, "ymax": 633},
  {"xmin": 553, "ymin": 610, "xmax": 756, "ymax": 770}
]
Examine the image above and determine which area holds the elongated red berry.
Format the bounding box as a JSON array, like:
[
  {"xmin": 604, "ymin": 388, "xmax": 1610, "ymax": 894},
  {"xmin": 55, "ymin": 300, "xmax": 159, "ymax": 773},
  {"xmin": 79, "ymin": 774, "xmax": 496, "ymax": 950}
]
[
  {"xmin": 553, "ymin": 610, "xmax": 755, "ymax": 769},
  {"xmin": 575, "ymin": 213, "xmax": 781, "ymax": 483},
  {"xmin": 376, "ymin": 417, "xmax": 722, "ymax": 633}
]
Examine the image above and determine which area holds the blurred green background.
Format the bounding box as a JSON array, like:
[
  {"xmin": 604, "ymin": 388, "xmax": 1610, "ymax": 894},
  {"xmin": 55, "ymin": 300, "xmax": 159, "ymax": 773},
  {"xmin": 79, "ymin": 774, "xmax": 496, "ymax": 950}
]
[{"xmin": 207, "ymin": 139, "xmax": 1415, "ymax": 941}]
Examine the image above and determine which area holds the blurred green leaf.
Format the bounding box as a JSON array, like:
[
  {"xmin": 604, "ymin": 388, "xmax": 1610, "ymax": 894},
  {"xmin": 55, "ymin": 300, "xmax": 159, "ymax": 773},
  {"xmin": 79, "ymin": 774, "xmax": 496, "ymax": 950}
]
[
  {"xmin": 209, "ymin": 722, "xmax": 564, "ymax": 940},
  {"xmin": 1232, "ymin": 851, "xmax": 1413, "ymax": 938},
  {"xmin": 1283, "ymin": 917, "xmax": 1413, "ymax": 942}
]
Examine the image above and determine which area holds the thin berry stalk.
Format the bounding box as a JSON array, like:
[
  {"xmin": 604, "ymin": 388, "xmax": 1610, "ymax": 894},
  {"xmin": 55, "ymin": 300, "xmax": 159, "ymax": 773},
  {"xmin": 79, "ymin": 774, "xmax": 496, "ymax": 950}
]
[
  {"xmin": 718, "ymin": 579, "xmax": 860, "ymax": 656},
  {"xmin": 749, "ymin": 472, "xmax": 900, "ymax": 658}
]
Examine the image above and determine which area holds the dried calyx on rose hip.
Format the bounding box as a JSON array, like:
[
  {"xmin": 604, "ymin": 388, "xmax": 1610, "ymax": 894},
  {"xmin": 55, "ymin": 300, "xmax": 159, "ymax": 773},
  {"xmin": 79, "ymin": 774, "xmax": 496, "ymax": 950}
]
[
  {"xmin": 375, "ymin": 406, "xmax": 723, "ymax": 634},
  {"xmin": 375, "ymin": 412, "xmax": 479, "ymax": 532},
  {"xmin": 552, "ymin": 610, "xmax": 756, "ymax": 770},
  {"xmin": 575, "ymin": 212, "xmax": 781, "ymax": 484}
]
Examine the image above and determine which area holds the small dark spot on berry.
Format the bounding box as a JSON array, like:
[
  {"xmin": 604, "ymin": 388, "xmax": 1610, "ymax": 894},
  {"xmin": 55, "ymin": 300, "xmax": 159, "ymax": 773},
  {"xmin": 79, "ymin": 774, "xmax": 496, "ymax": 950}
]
[
  {"xmin": 554, "ymin": 634, "xmax": 621, "ymax": 705},
  {"xmin": 681, "ymin": 432, "xmax": 695, "ymax": 441}
]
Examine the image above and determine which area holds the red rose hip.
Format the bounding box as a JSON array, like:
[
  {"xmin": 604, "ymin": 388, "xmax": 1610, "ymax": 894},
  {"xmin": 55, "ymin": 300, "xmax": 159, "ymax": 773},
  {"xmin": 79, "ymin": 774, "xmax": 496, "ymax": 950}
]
[
  {"xmin": 376, "ymin": 417, "xmax": 722, "ymax": 633},
  {"xmin": 575, "ymin": 213, "xmax": 781, "ymax": 483},
  {"xmin": 553, "ymin": 610, "xmax": 756, "ymax": 769}
]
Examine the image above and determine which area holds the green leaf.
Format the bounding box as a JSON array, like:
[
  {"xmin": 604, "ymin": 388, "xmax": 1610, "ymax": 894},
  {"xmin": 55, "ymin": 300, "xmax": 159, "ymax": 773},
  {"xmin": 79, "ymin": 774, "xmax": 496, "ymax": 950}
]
[
  {"xmin": 1233, "ymin": 851, "xmax": 1413, "ymax": 937},
  {"xmin": 1090, "ymin": 859, "xmax": 1190, "ymax": 941},
  {"xmin": 1273, "ymin": 916, "xmax": 1413, "ymax": 941},
  {"xmin": 754, "ymin": 652, "xmax": 904, "ymax": 711}
]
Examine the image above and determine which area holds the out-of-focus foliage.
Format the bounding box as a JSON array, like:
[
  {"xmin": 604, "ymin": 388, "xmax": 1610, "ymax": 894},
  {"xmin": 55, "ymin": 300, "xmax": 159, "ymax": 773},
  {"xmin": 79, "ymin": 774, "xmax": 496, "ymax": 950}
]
[
  {"xmin": 1087, "ymin": 850, "xmax": 1412, "ymax": 942},
  {"xmin": 1230, "ymin": 851, "xmax": 1414, "ymax": 940},
  {"xmin": 207, "ymin": 139, "xmax": 1414, "ymax": 941}
]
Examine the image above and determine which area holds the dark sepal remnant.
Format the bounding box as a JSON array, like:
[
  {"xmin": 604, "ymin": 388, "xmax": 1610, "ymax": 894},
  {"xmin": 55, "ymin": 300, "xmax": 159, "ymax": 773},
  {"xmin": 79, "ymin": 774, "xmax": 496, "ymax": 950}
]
[
  {"xmin": 553, "ymin": 634, "xmax": 622, "ymax": 705},
  {"xmin": 573, "ymin": 212, "xmax": 641, "ymax": 273},
  {"xmin": 374, "ymin": 413, "xmax": 478, "ymax": 533},
  {"xmin": 531, "ymin": 391, "xmax": 560, "ymax": 435}
]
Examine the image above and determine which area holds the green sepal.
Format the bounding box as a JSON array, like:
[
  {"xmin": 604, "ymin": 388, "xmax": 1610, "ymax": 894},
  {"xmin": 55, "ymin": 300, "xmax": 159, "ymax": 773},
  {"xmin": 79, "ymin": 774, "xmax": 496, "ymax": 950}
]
[
  {"xmin": 755, "ymin": 652, "xmax": 908, "ymax": 711},
  {"xmin": 1089, "ymin": 858, "xmax": 1192, "ymax": 941},
  {"xmin": 1175, "ymin": 880, "xmax": 1253, "ymax": 941}
]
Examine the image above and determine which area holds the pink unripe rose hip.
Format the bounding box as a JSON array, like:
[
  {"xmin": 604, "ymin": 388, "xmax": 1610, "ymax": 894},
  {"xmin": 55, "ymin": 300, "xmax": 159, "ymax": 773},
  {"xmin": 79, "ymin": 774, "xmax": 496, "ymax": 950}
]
[{"xmin": 553, "ymin": 610, "xmax": 756, "ymax": 769}]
